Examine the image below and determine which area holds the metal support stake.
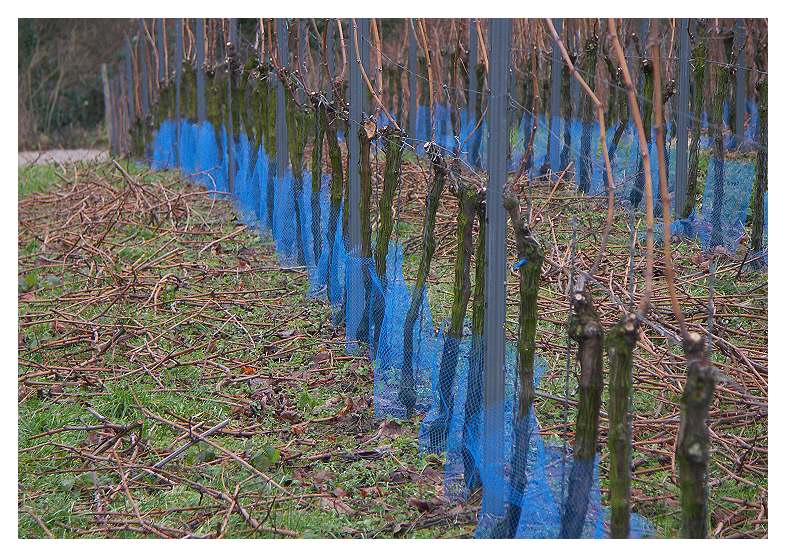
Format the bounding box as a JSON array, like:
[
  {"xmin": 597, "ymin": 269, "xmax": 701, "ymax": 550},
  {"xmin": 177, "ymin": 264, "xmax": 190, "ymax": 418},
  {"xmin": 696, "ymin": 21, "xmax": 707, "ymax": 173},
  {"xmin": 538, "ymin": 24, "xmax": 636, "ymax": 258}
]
[
  {"xmin": 196, "ymin": 18, "xmax": 206, "ymax": 122},
  {"xmin": 298, "ymin": 20, "xmax": 307, "ymax": 102},
  {"xmin": 548, "ymin": 18, "xmax": 562, "ymax": 174},
  {"xmin": 118, "ymin": 74, "xmax": 126, "ymax": 152},
  {"xmin": 125, "ymin": 37, "xmax": 135, "ymax": 121},
  {"xmin": 111, "ymin": 77, "xmax": 121, "ymax": 154},
  {"xmin": 139, "ymin": 23, "xmax": 149, "ymax": 118},
  {"xmin": 348, "ymin": 18, "xmax": 369, "ymax": 252},
  {"xmin": 227, "ymin": 17, "xmax": 237, "ymax": 193},
  {"xmin": 482, "ymin": 16, "xmax": 511, "ymax": 519},
  {"xmin": 468, "ymin": 19, "xmax": 479, "ymax": 167},
  {"xmin": 229, "ymin": 18, "xmax": 239, "ymax": 51},
  {"xmin": 174, "ymin": 18, "xmax": 183, "ymax": 166},
  {"xmin": 276, "ymin": 18, "xmax": 289, "ymax": 184},
  {"xmin": 346, "ymin": 18, "xmax": 370, "ymax": 351},
  {"xmin": 734, "ymin": 19, "xmax": 747, "ymax": 148},
  {"xmin": 675, "ymin": 18, "xmax": 690, "ymax": 216},
  {"xmin": 408, "ymin": 20, "xmax": 418, "ymax": 141},
  {"xmin": 325, "ymin": 21, "xmax": 335, "ymax": 101},
  {"xmin": 101, "ymin": 64, "xmax": 114, "ymax": 155},
  {"xmin": 156, "ymin": 19, "xmax": 166, "ymax": 86}
]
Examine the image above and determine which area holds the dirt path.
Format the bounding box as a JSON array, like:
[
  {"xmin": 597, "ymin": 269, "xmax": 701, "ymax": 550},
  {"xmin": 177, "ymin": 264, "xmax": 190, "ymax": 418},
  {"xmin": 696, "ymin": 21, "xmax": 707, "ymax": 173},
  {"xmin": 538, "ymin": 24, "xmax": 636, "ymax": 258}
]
[{"xmin": 18, "ymin": 149, "xmax": 108, "ymax": 166}]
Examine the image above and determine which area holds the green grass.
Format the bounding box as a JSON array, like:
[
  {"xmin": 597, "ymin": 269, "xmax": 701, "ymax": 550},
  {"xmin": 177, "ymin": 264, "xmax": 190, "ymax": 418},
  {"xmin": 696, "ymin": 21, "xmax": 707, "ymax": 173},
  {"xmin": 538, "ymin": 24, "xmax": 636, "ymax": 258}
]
[
  {"xmin": 18, "ymin": 162, "xmax": 475, "ymax": 539},
  {"xmin": 18, "ymin": 164, "xmax": 59, "ymax": 197},
  {"xmin": 18, "ymin": 153, "xmax": 766, "ymax": 538}
]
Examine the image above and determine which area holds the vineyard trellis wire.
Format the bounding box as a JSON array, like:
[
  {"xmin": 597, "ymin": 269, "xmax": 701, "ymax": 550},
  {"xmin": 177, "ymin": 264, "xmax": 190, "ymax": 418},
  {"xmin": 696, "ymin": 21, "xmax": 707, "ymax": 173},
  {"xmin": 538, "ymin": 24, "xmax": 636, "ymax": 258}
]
[{"xmin": 100, "ymin": 17, "xmax": 767, "ymax": 539}]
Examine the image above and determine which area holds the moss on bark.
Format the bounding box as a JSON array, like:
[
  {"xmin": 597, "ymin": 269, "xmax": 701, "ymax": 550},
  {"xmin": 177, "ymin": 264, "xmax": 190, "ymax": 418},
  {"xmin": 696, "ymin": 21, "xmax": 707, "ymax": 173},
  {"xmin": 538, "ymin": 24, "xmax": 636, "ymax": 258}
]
[
  {"xmin": 751, "ymin": 78, "xmax": 767, "ymax": 253},
  {"xmin": 677, "ymin": 333, "xmax": 717, "ymax": 538},
  {"xmin": 399, "ymin": 144, "xmax": 447, "ymax": 418},
  {"xmin": 684, "ymin": 22, "xmax": 707, "ymax": 218},
  {"xmin": 606, "ymin": 311, "xmax": 638, "ymax": 538}
]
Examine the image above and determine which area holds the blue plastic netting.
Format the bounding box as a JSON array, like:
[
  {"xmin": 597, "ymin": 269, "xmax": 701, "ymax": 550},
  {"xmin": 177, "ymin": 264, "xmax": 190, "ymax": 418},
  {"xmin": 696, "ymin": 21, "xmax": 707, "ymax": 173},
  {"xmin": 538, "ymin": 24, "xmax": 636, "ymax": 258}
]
[{"xmin": 148, "ymin": 90, "xmax": 767, "ymax": 537}]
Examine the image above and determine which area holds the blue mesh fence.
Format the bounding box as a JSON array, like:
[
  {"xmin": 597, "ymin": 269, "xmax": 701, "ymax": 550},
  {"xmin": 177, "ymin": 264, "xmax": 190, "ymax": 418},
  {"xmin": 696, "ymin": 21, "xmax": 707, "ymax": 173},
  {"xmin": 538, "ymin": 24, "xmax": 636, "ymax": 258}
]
[
  {"xmin": 372, "ymin": 101, "xmax": 765, "ymax": 262},
  {"xmin": 146, "ymin": 76, "xmax": 762, "ymax": 535},
  {"xmin": 700, "ymin": 156, "xmax": 756, "ymax": 252},
  {"xmin": 148, "ymin": 113, "xmax": 658, "ymax": 538}
]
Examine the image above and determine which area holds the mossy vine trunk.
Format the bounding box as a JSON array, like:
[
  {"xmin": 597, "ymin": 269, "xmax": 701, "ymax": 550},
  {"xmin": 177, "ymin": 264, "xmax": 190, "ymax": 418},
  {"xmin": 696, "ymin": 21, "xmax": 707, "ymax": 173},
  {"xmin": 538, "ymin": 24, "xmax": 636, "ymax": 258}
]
[
  {"xmin": 462, "ymin": 196, "xmax": 485, "ymax": 492},
  {"xmin": 399, "ymin": 146, "xmax": 447, "ymax": 418},
  {"xmin": 311, "ymin": 96, "xmax": 327, "ymax": 266},
  {"xmin": 684, "ymin": 23, "xmax": 707, "ymax": 218},
  {"xmin": 355, "ymin": 120, "xmax": 376, "ymax": 345},
  {"xmin": 751, "ymin": 76, "xmax": 767, "ymax": 254},
  {"xmin": 426, "ymin": 161, "xmax": 477, "ymax": 450},
  {"xmin": 677, "ymin": 333, "xmax": 717, "ymax": 538},
  {"xmin": 324, "ymin": 105, "xmax": 346, "ymax": 318},
  {"xmin": 491, "ymin": 194, "xmax": 544, "ymax": 539},
  {"xmin": 561, "ymin": 275, "xmax": 605, "ymax": 538},
  {"xmin": 606, "ymin": 312, "xmax": 639, "ymax": 538},
  {"xmin": 372, "ymin": 126, "xmax": 405, "ymax": 350}
]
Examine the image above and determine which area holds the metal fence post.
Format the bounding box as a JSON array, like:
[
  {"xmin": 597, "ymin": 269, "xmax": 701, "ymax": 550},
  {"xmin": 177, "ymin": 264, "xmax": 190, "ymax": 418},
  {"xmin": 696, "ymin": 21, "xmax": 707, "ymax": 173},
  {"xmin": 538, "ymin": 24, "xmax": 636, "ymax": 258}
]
[
  {"xmin": 348, "ymin": 18, "xmax": 369, "ymax": 252},
  {"xmin": 408, "ymin": 20, "xmax": 418, "ymax": 141},
  {"xmin": 174, "ymin": 19, "xmax": 183, "ymax": 166},
  {"xmin": 675, "ymin": 18, "xmax": 690, "ymax": 216},
  {"xmin": 298, "ymin": 20, "xmax": 307, "ymax": 95},
  {"xmin": 548, "ymin": 18, "xmax": 562, "ymax": 174},
  {"xmin": 139, "ymin": 23, "xmax": 149, "ymax": 118},
  {"xmin": 196, "ymin": 18, "xmax": 206, "ymax": 122},
  {"xmin": 468, "ymin": 19, "xmax": 480, "ymax": 167},
  {"xmin": 226, "ymin": 18, "xmax": 238, "ymax": 193},
  {"xmin": 346, "ymin": 18, "xmax": 370, "ymax": 351},
  {"xmin": 110, "ymin": 76, "xmax": 121, "ymax": 154},
  {"xmin": 325, "ymin": 21, "xmax": 335, "ymax": 101},
  {"xmin": 276, "ymin": 18, "xmax": 289, "ymax": 184},
  {"xmin": 125, "ymin": 37, "xmax": 135, "ymax": 122},
  {"xmin": 101, "ymin": 64, "xmax": 114, "ymax": 155},
  {"xmin": 229, "ymin": 17, "xmax": 239, "ymax": 50},
  {"xmin": 734, "ymin": 19, "xmax": 747, "ymax": 148},
  {"xmin": 118, "ymin": 73, "xmax": 127, "ymax": 152},
  {"xmin": 156, "ymin": 19, "xmax": 166, "ymax": 86},
  {"xmin": 482, "ymin": 16, "xmax": 511, "ymax": 520}
]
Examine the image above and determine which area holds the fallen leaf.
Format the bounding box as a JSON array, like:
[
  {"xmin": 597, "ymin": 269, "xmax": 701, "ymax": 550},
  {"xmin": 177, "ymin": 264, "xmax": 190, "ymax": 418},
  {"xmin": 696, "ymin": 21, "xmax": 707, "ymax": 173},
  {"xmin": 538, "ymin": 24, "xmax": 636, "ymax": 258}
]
[
  {"xmin": 359, "ymin": 485, "xmax": 383, "ymax": 498},
  {"xmin": 376, "ymin": 419, "xmax": 402, "ymax": 438},
  {"xmin": 336, "ymin": 397, "xmax": 354, "ymax": 418},
  {"xmin": 407, "ymin": 497, "xmax": 435, "ymax": 513},
  {"xmin": 320, "ymin": 496, "xmax": 354, "ymax": 515},
  {"xmin": 278, "ymin": 410, "xmax": 299, "ymax": 423},
  {"xmin": 311, "ymin": 469, "xmax": 334, "ymax": 486},
  {"xmin": 311, "ymin": 351, "xmax": 331, "ymax": 365},
  {"xmin": 417, "ymin": 466, "xmax": 442, "ymax": 483},
  {"xmin": 407, "ymin": 495, "xmax": 448, "ymax": 513}
]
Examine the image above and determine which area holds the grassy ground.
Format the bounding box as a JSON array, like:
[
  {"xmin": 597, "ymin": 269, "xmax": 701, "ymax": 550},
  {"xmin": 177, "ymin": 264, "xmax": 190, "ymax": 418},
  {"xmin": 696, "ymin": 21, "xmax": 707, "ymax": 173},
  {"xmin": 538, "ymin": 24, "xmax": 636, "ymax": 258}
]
[
  {"xmin": 18, "ymin": 153, "xmax": 767, "ymax": 538},
  {"xmin": 18, "ymin": 164, "xmax": 59, "ymax": 197},
  {"xmin": 18, "ymin": 161, "xmax": 477, "ymax": 538}
]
